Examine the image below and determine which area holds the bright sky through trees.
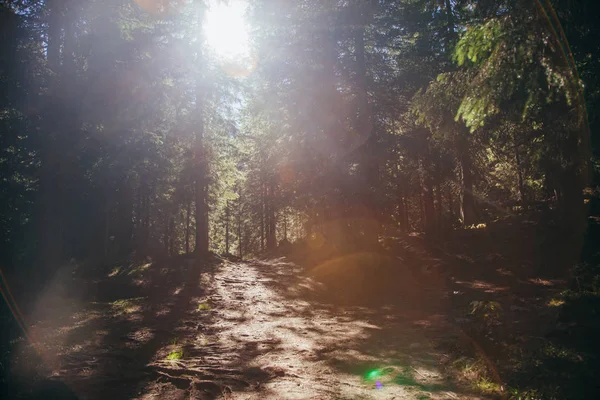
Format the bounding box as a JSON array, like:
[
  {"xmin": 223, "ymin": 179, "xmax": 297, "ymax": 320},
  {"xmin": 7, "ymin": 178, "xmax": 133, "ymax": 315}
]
[{"xmin": 204, "ymin": 0, "xmax": 250, "ymax": 60}]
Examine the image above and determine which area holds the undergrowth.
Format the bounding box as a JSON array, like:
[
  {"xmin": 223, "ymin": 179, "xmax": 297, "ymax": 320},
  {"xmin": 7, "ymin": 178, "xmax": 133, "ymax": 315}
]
[
  {"xmin": 498, "ymin": 261, "xmax": 600, "ymax": 399},
  {"xmin": 439, "ymin": 213, "xmax": 600, "ymax": 400}
]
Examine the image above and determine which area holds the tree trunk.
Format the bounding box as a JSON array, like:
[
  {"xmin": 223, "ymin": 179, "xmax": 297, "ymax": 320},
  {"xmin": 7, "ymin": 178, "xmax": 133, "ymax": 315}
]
[
  {"xmin": 103, "ymin": 197, "xmax": 110, "ymax": 263},
  {"xmin": 514, "ymin": 133, "xmax": 526, "ymax": 206},
  {"xmin": 444, "ymin": 0, "xmax": 455, "ymax": 38},
  {"xmin": 37, "ymin": 0, "xmax": 65, "ymax": 275},
  {"xmin": 403, "ymin": 195, "xmax": 409, "ymax": 231},
  {"xmin": 164, "ymin": 213, "xmax": 170, "ymax": 256},
  {"xmin": 169, "ymin": 216, "xmax": 175, "ymax": 256},
  {"xmin": 266, "ymin": 178, "xmax": 277, "ymax": 249},
  {"xmin": 116, "ymin": 177, "xmax": 134, "ymax": 258},
  {"xmin": 225, "ymin": 201, "xmax": 230, "ymax": 254},
  {"xmin": 194, "ymin": 88, "xmax": 209, "ymax": 256},
  {"xmin": 420, "ymin": 146, "xmax": 436, "ymax": 234},
  {"xmin": 419, "ymin": 191, "xmax": 425, "ymax": 231},
  {"xmin": 397, "ymin": 177, "xmax": 407, "ymax": 233},
  {"xmin": 457, "ymin": 135, "xmax": 476, "ymax": 225},
  {"xmin": 434, "ymin": 156, "xmax": 443, "ymax": 229},
  {"xmin": 185, "ymin": 197, "xmax": 191, "ymax": 254},
  {"xmin": 46, "ymin": 0, "xmax": 62, "ymax": 72},
  {"xmin": 260, "ymin": 180, "xmax": 265, "ymax": 251},
  {"xmin": 354, "ymin": 4, "xmax": 379, "ymax": 248},
  {"xmin": 447, "ymin": 182, "xmax": 455, "ymax": 219},
  {"xmin": 238, "ymin": 219, "xmax": 243, "ymax": 259},
  {"xmin": 142, "ymin": 184, "xmax": 150, "ymax": 255}
]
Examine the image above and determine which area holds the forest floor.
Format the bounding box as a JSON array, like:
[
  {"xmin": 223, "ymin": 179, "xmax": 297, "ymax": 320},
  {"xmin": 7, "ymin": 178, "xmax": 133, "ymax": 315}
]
[{"xmin": 9, "ymin": 216, "xmax": 578, "ymax": 399}]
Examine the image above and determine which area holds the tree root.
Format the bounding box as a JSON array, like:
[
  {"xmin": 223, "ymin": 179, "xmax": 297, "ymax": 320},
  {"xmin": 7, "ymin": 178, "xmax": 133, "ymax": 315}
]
[{"xmin": 148, "ymin": 365, "xmax": 251, "ymax": 390}]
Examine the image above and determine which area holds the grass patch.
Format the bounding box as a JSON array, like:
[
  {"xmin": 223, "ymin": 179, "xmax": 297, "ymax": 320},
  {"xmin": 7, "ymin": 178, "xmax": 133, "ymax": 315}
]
[
  {"xmin": 475, "ymin": 377, "xmax": 503, "ymax": 394},
  {"xmin": 453, "ymin": 357, "xmax": 486, "ymax": 381},
  {"xmin": 166, "ymin": 349, "xmax": 184, "ymax": 360},
  {"xmin": 107, "ymin": 262, "xmax": 152, "ymax": 278},
  {"xmin": 127, "ymin": 262, "xmax": 151, "ymax": 276},
  {"xmin": 197, "ymin": 302, "xmax": 211, "ymax": 311},
  {"xmin": 110, "ymin": 297, "xmax": 145, "ymax": 315}
]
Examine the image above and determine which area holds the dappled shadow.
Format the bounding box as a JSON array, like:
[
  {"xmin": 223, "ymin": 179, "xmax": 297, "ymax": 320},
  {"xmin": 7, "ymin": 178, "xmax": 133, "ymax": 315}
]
[
  {"xmin": 11, "ymin": 255, "xmax": 230, "ymax": 399},
  {"xmin": 13, "ymin": 252, "xmax": 489, "ymax": 399},
  {"xmin": 202, "ymin": 258, "xmax": 481, "ymax": 399}
]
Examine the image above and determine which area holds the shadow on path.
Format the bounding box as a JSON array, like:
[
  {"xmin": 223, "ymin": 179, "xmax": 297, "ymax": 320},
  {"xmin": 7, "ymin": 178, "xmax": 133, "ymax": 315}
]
[{"xmin": 13, "ymin": 255, "xmax": 485, "ymax": 399}]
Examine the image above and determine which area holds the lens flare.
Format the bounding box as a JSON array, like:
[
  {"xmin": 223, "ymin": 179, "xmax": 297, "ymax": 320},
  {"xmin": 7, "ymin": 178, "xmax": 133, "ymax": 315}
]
[{"xmin": 367, "ymin": 369, "xmax": 380, "ymax": 380}]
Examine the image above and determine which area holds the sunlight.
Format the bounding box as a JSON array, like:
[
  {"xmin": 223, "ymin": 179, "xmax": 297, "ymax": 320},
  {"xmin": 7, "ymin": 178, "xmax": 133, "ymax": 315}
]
[{"xmin": 204, "ymin": 0, "xmax": 250, "ymax": 61}]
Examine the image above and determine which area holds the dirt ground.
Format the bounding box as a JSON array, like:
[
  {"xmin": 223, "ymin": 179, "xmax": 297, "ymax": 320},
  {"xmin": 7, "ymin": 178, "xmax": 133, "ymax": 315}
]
[{"xmin": 10, "ymin": 253, "xmax": 489, "ymax": 400}]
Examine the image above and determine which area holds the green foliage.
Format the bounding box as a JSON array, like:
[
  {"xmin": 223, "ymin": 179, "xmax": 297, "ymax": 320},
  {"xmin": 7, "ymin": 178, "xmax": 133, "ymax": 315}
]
[
  {"xmin": 453, "ymin": 12, "xmax": 581, "ymax": 130},
  {"xmin": 166, "ymin": 349, "xmax": 184, "ymax": 361},
  {"xmin": 453, "ymin": 20, "xmax": 504, "ymax": 67},
  {"xmin": 470, "ymin": 300, "xmax": 502, "ymax": 328}
]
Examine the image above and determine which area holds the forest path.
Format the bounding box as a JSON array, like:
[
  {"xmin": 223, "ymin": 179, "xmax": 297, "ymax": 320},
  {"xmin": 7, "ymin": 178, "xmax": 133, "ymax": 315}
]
[
  {"xmin": 13, "ymin": 256, "xmax": 483, "ymax": 400},
  {"xmin": 144, "ymin": 257, "xmax": 480, "ymax": 400}
]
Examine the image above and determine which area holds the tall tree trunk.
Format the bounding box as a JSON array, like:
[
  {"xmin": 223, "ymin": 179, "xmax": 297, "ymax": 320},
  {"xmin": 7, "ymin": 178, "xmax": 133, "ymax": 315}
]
[
  {"xmin": 418, "ymin": 191, "xmax": 425, "ymax": 231},
  {"xmin": 434, "ymin": 155, "xmax": 443, "ymax": 228},
  {"xmin": 558, "ymin": 130, "xmax": 588, "ymax": 245},
  {"xmin": 103, "ymin": 197, "xmax": 110, "ymax": 263},
  {"xmin": 142, "ymin": 184, "xmax": 150, "ymax": 255},
  {"xmin": 194, "ymin": 88, "xmax": 209, "ymax": 256},
  {"xmin": 116, "ymin": 177, "xmax": 134, "ymax": 258},
  {"xmin": 225, "ymin": 201, "xmax": 230, "ymax": 254},
  {"xmin": 403, "ymin": 195, "xmax": 409, "ymax": 231},
  {"xmin": 354, "ymin": 2, "xmax": 379, "ymax": 248},
  {"xmin": 38, "ymin": 0, "xmax": 64, "ymax": 275},
  {"xmin": 135, "ymin": 179, "xmax": 151, "ymax": 257},
  {"xmin": 193, "ymin": 11, "xmax": 209, "ymax": 257},
  {"xmin": 266, "ymin": 177, "xmax": 277, "ymax": 249},
  {"xmin": 260, "ymin": 179, "xmax": 265, "ymax": 251},
  {"xmin": 514, "ymin": 134, "xmax": 526, "ymax": 206},
  {"xmin": 164, "ymin": 213, "xmax": 170, "ymax": 256},
  {"xmin": 447, "ymin": 183, "xmax": 455, "ymax": 221},
  {"xmin": 457, "ymin": 135, "xmax": 476, "ymax": 225},
  {"xmin": 62, "ymin": 7, "xmax": 76, "ymax": 78},
  {"xmin": 134, "ymin": 182, "xmax": 142, "ymax": 253},
  {"xmin": 46, "ymin": 0, "xmax": 62, "ymax": 71},
  {"xmin": 169, "ymin": 216, "xmax": 175, "ymax": 256},
  {"xmin": 445, "ymin": 0, "xmax": 455, "ymax": 38},
  {"xmin": 420, "ymin": 145, "xmax": 436, "ymax": 234},
  {"xmin": 320, "ymin": 21, "xmax": 346, "ymax": 249},
  {"xmin": 397, "ymin": 176, "xmax": 407, "ymax": 233},
  {"xmin": 238, "ymin": 218, "xmax": 243, "ymax": 259},
  {"xmin": 185, "ymin": 197, "xmax": 191, "ymax": 254}
]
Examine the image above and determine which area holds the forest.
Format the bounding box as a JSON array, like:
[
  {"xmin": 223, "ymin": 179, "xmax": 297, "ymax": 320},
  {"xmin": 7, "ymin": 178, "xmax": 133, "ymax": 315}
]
[{"xmin": 1, "ymin": 0, "xmax": 599, "ymax": 399}]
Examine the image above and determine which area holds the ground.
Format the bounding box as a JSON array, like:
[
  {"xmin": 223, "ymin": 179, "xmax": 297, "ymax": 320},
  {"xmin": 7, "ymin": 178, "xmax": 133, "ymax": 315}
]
[
  {"xmin": 8, "ymin": 218, "xmax": 575, "ymax": 399},
  {"xmin": 10, "ymin": 254, "xmax": 484, "ymax": 400}
]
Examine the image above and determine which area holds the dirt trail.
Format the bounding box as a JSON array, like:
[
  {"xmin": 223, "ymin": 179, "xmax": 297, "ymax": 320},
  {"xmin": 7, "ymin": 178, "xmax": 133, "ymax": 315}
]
[
  {"xmin": 201, "ymin": 258, "xmax": 477, "ymax": 400},
  {"xmin": 12, "ymin": 257, "xmax": 482, "ymax": 400}
]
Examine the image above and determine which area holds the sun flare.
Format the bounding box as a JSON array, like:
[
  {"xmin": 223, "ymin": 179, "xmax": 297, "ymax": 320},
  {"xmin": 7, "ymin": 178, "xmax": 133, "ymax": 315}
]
[{"xmin": 204, "ymin": 0, "xmax": 250, "ymax": 61}]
